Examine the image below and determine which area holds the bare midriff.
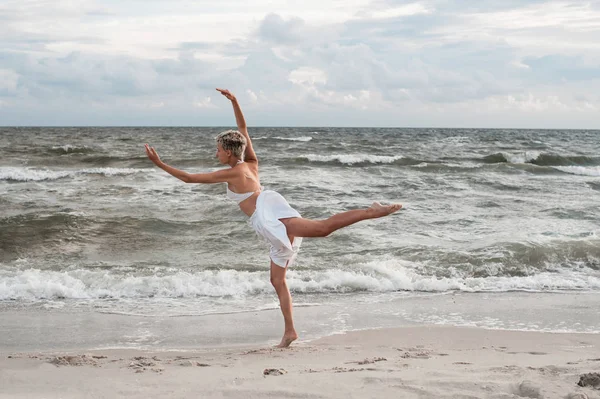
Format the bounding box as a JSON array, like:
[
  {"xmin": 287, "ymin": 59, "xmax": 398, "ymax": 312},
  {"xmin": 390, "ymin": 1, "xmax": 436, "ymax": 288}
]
[{"xmin": 238, "ymin": 192, "xmax": 260, "ymax": 217}]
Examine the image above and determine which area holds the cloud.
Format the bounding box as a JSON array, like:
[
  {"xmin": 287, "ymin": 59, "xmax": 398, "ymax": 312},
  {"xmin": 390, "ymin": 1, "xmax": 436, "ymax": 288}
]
[
  {"xmin": 0, "ymin": 1, "xmax": 599, "ymax": 127},
  {"xmin": 194, "ymin": 97, "xmax": 216, "ymax": 109},
  {"xmin": 258, "ymin": 13, "xmax": 306, "ymax": 44},
  {"xmin": 522, "ymin": 55, "xmax": 600, "ymax": 82},
  {"xmin": 365, "ymin": 3, "xmax": 433, "ymax": 19},
  {"xmin": 0, "ymin": 68, "xmax": 19, "ymax": 95},
  {"xmin": 149, "ymin": 101, "xmax": 164, "ymax": 108},
  {"xmin": 246, "ymin": 89, "xmax": 258, "ymax": 103},
  {"xmin": 289, "ymin": 67, "xmax": 327, "ymax": 85}
]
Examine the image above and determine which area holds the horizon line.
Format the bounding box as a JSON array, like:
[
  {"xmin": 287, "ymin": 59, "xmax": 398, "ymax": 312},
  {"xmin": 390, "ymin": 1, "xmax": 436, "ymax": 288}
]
[{"xmin": 1, "ymin": 125, "xmax": 599, "ymax": 131}]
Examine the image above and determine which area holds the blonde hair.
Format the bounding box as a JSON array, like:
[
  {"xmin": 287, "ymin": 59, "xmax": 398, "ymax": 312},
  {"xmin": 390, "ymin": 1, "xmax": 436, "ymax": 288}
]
[{"xmin": 216, "ymin": 130, "xmax": 247, "ymax": 159}]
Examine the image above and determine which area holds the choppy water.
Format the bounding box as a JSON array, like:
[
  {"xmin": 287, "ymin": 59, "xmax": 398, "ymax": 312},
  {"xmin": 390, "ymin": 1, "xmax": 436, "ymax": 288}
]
[{"xmin": 1, "ymin": 127, "xmax": 599, "ymax": 323}]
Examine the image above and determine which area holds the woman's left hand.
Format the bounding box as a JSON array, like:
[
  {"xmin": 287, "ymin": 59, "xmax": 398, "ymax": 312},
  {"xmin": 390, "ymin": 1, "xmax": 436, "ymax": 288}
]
[
  {"xmin": 216, "ymin": 88, "xmax": 236, "ymax": 101},
  {"xmin": 145, "ymin": 144, "xmax": 162, "ymax": 165}
]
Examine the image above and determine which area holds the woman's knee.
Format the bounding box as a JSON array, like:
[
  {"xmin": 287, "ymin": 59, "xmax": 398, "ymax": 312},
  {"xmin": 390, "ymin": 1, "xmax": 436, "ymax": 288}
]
[
  {"xmin": 270, "ymin": 264, "xmax": 287, "ymax": 288},
  {"xmin": 270, "ymin": 274, "xmax": 286, "ymax": 288}
]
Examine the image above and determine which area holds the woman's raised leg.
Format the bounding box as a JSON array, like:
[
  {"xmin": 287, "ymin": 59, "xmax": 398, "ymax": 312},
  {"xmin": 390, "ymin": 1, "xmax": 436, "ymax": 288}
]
[
  {"xmin": 280, "ymin": 201, "xmax": 401, "ymax": 238},
  {"xmin": 269, "ymin": 201, "xmax": 400, "ymax": 347}
]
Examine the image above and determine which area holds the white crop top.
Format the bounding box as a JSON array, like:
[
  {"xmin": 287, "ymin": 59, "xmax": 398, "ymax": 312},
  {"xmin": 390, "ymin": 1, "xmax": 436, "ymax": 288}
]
[
  {"xmin": 226, "ymin": 186, "xmax": 261, "ymax": 203},
  {"xmin": 225, "ymin": 160, "xmax": 262, "ymax": 204}
]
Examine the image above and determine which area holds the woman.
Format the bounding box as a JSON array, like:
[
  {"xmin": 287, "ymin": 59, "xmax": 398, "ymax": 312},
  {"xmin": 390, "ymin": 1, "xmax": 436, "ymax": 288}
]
[{"xmin": 145, "ymin": 88, "xmax": 402, "ymax": 348}]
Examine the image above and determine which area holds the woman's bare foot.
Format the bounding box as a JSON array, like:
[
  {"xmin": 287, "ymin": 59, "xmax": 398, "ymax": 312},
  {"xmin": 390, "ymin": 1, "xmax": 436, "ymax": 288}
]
[
  {"xmin": 276, "ymin": 331, "xmax": 298, "ymax": 348},
  {"xmin": 367, "ymin": 202, "xmax": 402, "ymax": 218}
]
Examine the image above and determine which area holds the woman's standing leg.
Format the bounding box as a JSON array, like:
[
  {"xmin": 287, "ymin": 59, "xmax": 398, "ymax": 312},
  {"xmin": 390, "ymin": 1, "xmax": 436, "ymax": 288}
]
[{"xmin": 270, "ymin": 260, "xmax": 298, "ymax": 348}]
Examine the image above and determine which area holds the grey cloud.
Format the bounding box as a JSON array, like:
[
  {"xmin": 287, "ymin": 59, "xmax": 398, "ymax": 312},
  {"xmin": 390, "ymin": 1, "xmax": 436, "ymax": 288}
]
[
  {"xmin": 523, "ymin": 55, "xmax": 600, "ymax": 82},
  {"xmin": 384, "ymin": 0, "xmax": 551, "ymax": 13},
  {"xmin": 293, "ymin": 22, "xmax": 519, "ymax": 102},
  {"xmin": 169, "ymin": 40, "xmax": 254, "ymax": 58},
  {"xmin": 0, "ymin": 23, "xmax": 107, "ymax": 54},
  {"xmin": 1, "ymin": 1, "xmax": 598, "ymax": 127},
  {"xmin": 85, "ymin": 10, "xmax": 117, "ymax": 17},
  {"xmin": 175, "ymin": 42, "xmax": 216, "ymax": 51},
  {"xmin": 258, "ymin": 13, "xmax": 307, "ymax": 44},
  {"xmin": 0, "ymin": 50, "xmax": 221, "ymax": 101},
  {"xmin": 232, "ymin": 49, "xmax": 295, "ymax": 91}
]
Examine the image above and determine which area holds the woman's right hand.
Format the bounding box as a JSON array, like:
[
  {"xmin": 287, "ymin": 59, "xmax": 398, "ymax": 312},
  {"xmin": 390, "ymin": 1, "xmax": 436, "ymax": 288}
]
[{"xmin": 216, "ymin": 88, "xmax": 236, "ymax": 101}]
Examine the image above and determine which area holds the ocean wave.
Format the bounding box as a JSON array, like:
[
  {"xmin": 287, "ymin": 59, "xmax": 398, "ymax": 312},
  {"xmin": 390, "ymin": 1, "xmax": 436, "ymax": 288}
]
[
  {"xmin": 50, "ymin": 145, "xmax": 96, "ymax": 155},
  {"xmin": 552, "ymin": 166, "xmax": 600, "ymax": 177},
  {"xmin": 0, "ymin": 167, "xmax": 145, "ymax": 182},
  {"xmin": 1, "ymin": 260, "xmax": 599, "ymax": 301},
  {"xmin": 43, "ymin": 154, "xmax": 212, "ymax": 168},
  {"xmin": 453, "ymin": 239, "xmax": 599, "ymax": 274},
  {"xmin": 274, "ymin": 136, "xmax": 312, "ymax": 142},
  {"xmin": 480, "ymin": 152, "xmax": 600, "ymax": 166},
  {"xmin": 253, "ymin": 136, "xmax": 312, "ymax": 142},
  {"xmin": 296, "ymin": 154, "xmax": 419, "ymax": 166},
  {"xmin": 0, "ymin": 269, "xmax": 270, "ymax": 300},
  {"xmin": 411, "ymin": 162, "xmax": 482, "ymax": 172},
  {"xmin": 0, "ymin": 212, "xmax": 215, "ymax": 232},
  {"xmin": 0, "ymin": 213, "xmax": 228, "ymax": 261},
  {"xmin": 74, "ymin": 155, "xmax": 150, "ymax": 166}
]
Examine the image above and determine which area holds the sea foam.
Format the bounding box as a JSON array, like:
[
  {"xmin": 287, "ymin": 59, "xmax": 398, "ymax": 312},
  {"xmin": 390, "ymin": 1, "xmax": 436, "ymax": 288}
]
[
  {"xmin": 0, "ymin": 167, "xmax": 145, "ymax": 182},
  {"xmin": 1, "ymin": 262, "xmax": 598, "ymax": 301},
  {"xmin": 303, "ymin": 154, "xmax": 404, "ymax": 165},
  {"xmin": 552, "ymin": 166, "xmax": 600, "ymax": 176}
]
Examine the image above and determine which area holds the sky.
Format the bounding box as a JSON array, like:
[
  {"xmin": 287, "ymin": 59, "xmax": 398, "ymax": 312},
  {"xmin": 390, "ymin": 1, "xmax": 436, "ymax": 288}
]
[{"xmin": 0, "ymin": 0, "xmax": 599, "ymax": 128}]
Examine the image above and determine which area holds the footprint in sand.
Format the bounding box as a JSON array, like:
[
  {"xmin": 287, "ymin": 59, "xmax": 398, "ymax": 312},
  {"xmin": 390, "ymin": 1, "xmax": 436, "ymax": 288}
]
[
  {"xmin": 48, "ymin": 355, "xmax": 99, "ymax": 367},
  {"xmin": 346, "ymin": 357, "xmax": 387, "ymax": 365},
  {"xmin": 512, "ymin": 380, "xmax": 542, "ymax": 399},
  {"xmin": 578, "ymin": 372, "xmax": 600, "ymax": 388},
  {"xmin": 398, "ymin": 348, "xmax": 431, "ymax": 359},
  {"xmin": 263, "ymin": 368, "xmax": 287, "ymax": 376}
]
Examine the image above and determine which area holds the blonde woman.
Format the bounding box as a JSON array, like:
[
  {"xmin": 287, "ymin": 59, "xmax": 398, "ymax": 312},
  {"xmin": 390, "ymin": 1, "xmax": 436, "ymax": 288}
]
[{"xmin": 145, "ymin": 88, "xmax": 402, "ymax": 347}]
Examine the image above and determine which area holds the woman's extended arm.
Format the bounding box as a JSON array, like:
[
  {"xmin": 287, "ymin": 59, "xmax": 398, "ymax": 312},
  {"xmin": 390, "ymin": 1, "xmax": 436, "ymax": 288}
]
[
  {"xmin": 145, "ymin": 144, "xmax": 237, "ymax": 183},
  {"xmin": 216, "ymin": 88, "xmax": 258, "ymax": 163}
]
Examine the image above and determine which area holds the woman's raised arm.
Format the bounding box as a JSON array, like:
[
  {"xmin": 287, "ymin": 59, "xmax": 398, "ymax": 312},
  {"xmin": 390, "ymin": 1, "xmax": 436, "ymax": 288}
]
[{"xmin": 216, "ymin": 88, "xmax": 258, "ymax": 163}]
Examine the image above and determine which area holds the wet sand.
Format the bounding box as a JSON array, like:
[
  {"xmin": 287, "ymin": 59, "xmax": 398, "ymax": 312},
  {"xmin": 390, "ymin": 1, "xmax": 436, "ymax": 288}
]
[{"xmin": 2, "ymin": 325, "xmax": 600, "ymax": 399}]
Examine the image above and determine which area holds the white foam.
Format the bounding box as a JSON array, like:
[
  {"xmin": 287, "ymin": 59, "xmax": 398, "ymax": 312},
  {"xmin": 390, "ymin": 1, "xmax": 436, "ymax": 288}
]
[
  {"xmin": 503, "ymin": 151, "xmax": 540, "ymax": 164},
  {"xmin": 303, "ymin": 154, "xmax": 403, "ymax": 165},
  {"xmin": 252, "ymin": 136, "xmax": 312, "ymax": 142},
  {"xmin": 413, "ymin": 162, "xmax": 483, "ymax": 169},
  {"xmin": 82, "ymin": 167, "xmax": 144, "ymax": 177},
  {"xmin": 0, "ymin": 168, "xmax": 72, "ymax": 181},
  {"xmin": 273, "ymin": 136, "xmax": 312, "ymax": 142},
  {"xmin": 0, "ymin": 269, "xmax": 271, "ymax": 300},
  {"xmin": 1, "ymin": 261, "xmax": 599, "ymax": 301},
  {"xmin": 0, "ymin": 167, "xmax": 145, "ymax": 182},
  {"xmin": 553, "ymin": 166, "xmax": 600, "ymax": 176},
  {"xmin": 289, "ymin": 260, "xmax": 600, "ymax": 294},
  {"xmin": 51, "ymin": 145, "xmax": 92, "ymax": 153},
  {"xmin": 440, "ymin": 136, "xmax": 471, "ymax": 146}
]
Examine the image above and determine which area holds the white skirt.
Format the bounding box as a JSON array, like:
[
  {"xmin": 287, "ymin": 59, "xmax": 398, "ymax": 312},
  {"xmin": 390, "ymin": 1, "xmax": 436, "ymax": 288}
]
[{"xmin": 248, "ymin": 190, "xmax": 303, "ymax": 268}]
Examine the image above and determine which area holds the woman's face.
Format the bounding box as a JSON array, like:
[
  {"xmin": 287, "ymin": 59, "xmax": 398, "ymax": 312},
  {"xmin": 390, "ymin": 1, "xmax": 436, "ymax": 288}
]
[{"xmin": 215, "ymin": 143, "xmax": 230, "ymax": 164}]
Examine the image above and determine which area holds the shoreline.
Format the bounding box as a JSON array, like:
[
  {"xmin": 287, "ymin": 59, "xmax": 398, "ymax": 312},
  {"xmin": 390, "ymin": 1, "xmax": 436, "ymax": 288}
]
[
  {"xmin": 3, "ymin": 325, "xmax": 599, "ymax": 399},
  {"xmin": 3, "ymin": 291, "xmax": 600, "ymax": 353}
]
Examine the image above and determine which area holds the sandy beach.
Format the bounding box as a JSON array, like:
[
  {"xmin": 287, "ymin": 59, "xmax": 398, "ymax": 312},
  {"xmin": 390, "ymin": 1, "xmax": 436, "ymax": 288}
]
[{"xmin": 2, "ymin": 326, "xmax": 599, "ymax": 399}]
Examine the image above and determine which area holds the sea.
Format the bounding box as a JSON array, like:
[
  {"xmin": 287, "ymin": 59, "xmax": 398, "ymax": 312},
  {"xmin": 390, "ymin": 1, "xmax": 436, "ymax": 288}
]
[{"xmin": 1, "ymin": 127, "xmax": 599, "ymax": 351}]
